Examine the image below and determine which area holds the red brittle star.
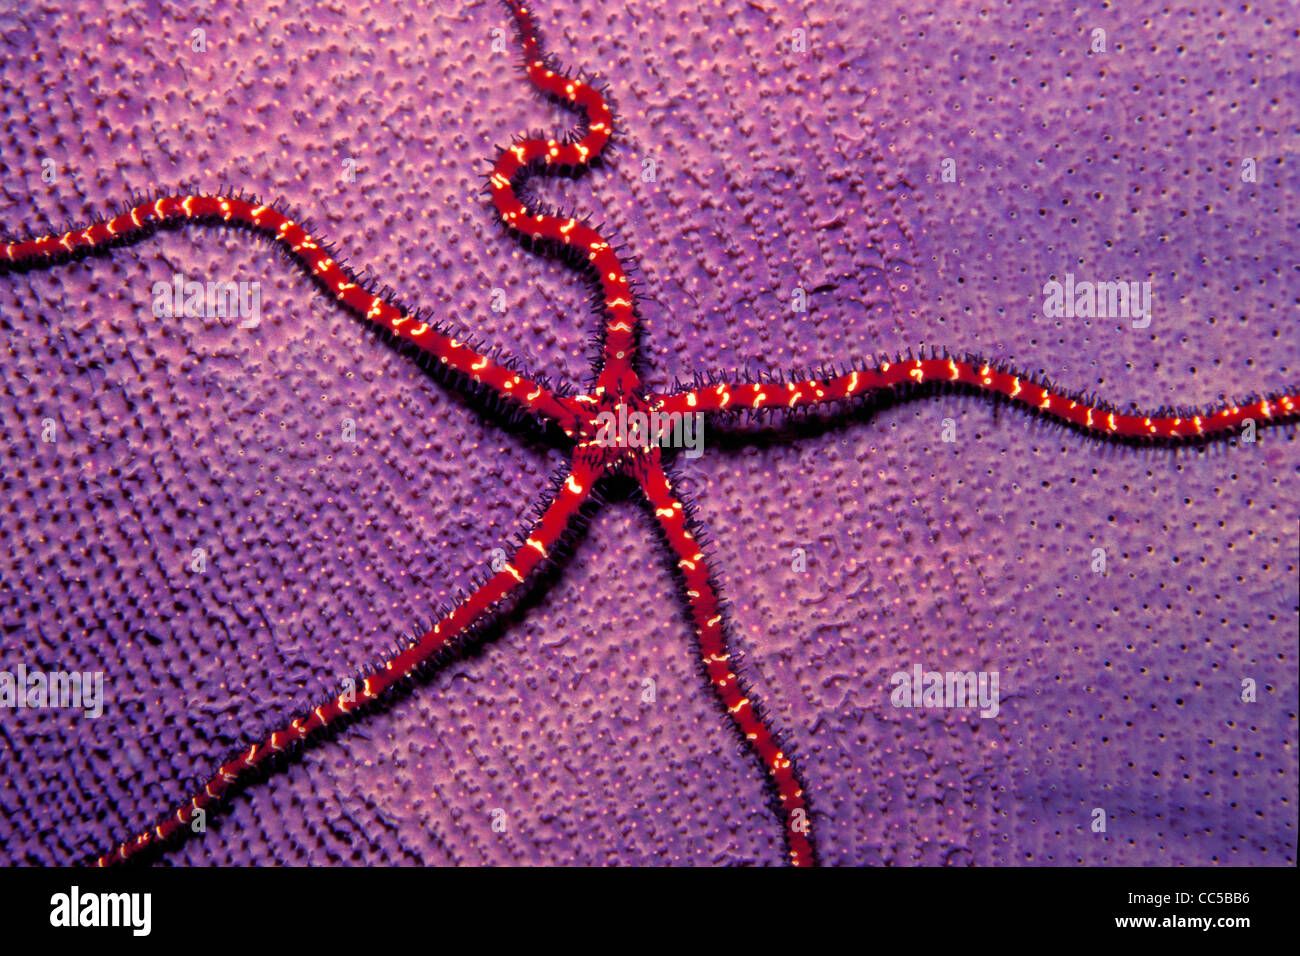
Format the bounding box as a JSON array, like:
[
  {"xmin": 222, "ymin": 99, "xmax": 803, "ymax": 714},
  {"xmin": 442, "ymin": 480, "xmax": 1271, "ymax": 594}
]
[{"xmin": 3, "ymin": 1, "xmax": 1297, "ymax": 867}]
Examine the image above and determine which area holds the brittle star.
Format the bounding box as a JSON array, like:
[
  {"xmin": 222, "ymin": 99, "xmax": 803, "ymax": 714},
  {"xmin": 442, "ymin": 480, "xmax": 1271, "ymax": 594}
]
[{"xmin": 3, "ymin": 0, "xmax": 1297, "ymax": 867}]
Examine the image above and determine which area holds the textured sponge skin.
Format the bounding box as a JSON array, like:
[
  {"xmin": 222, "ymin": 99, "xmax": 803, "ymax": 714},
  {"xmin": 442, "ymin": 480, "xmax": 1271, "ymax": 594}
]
[{"xmin": 0, "ymin": 0, "xmax": 1295, "ymax": 866}]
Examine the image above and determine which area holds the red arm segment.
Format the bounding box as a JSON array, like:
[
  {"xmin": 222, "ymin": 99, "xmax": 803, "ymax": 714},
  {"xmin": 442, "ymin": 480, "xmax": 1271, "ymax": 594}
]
[
  {"xmin": 3, "ymin": 195, "xmax": 582, "ymax": 432},
  {"xmin": 490, "ymin": 1, "xmax": 639, "ymax": 390},
  {"xmin": 638, "ymin": 455, "xmax": 816, "ymax": 866},
  {"xmin": 652, "ymin": 356, "xmax": 1298, "ymax": 441},
  {"xmin": 96, "ymin": 458, "xmax": 597, "ymax": 866}
]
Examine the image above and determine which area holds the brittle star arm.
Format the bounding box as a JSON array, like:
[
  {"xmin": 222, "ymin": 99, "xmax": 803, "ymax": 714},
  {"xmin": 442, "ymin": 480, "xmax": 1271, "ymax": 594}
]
[
  {"xmin": 490, "ymin": 0, "xmax": 640, "ymax": 392},
  {"xmin": 651, "ymin": 355, "xmax": 1300, "ymax": 441},
  {"xmin": 1, "ymin": 198, "xmax": 584, "ymax": 432},
  {"xmin": 95, "ymin": 458, "xmax": 599, "ymax": 866},
  {"xmin": 638, "ymin": 455, "xmax": 816, "ymax": 867}
]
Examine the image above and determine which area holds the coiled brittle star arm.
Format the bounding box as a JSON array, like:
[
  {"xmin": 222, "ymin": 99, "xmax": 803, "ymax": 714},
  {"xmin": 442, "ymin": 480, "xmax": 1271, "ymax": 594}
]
[
  {"xmin": 1, "ymin": 196, "xmax": 584, "ymax": 432},
  {"xmin": 490, "ymin": 1, "xmax": 641, "ymax": 393},
  {"xmin": 96, "ymin": 458, "xmax": 599, "ymax": 866},
  {"xmin": 652, "ymin": 354, "xmax": 1300, "ymax": 442},
  {"xmin": 638, "ymin": 454, "xmax": 815, "ymax": 867}
]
